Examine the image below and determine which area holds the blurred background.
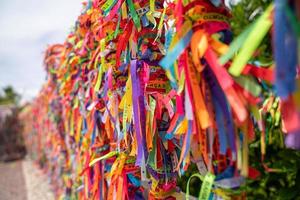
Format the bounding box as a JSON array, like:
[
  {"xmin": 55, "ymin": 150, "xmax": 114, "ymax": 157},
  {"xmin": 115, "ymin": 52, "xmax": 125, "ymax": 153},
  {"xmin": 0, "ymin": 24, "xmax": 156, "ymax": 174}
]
[{"xmin": 0, "ymin": 0, "xmax": 82, "ymax": 102}]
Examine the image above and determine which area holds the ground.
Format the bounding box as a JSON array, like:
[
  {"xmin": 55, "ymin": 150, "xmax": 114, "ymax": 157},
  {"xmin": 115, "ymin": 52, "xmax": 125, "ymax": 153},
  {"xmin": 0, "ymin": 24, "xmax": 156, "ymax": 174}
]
[{"xmin": 0, "ymin": 158, "xmax": 54, "ymax": 200}]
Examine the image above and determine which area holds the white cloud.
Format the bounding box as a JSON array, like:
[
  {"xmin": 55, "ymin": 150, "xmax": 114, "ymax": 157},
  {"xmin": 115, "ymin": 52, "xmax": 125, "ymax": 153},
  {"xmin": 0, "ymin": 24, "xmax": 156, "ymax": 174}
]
[{"xmin": 0, "ymin": 0, "xmax": 83, "ymax": 102}]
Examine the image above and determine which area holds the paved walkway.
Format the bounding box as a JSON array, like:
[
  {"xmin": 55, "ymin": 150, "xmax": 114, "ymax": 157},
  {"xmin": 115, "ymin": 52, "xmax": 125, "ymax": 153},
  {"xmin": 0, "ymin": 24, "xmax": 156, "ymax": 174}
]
[{"xmin": 0, "ymin": 159, "xmax": 54, "ymax": 200}]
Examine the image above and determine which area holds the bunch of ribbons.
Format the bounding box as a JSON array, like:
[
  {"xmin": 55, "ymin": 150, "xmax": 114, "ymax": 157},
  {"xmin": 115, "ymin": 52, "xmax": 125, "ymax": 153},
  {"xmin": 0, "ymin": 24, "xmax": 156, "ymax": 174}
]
[{"xmin": 19, "ymin": 0, "xmax": 300, "ymax": 199}]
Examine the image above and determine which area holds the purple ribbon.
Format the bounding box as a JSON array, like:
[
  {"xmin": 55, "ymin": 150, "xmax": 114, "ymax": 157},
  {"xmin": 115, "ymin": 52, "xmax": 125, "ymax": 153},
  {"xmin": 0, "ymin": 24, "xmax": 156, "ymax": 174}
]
[
  {"xmin": 204, "ymin": 66, "xmax": 236, "ymax": 154},
  {"xmin": 131, "ymin": 60, "xmax": 147, "ymax": 166}
]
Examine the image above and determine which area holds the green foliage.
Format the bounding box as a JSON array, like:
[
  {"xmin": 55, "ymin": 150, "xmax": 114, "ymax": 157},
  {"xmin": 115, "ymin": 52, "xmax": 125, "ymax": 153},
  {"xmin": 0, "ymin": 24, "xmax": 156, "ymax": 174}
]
[
  {"xmin": 0, "ymin": 86, "xmax": 21, "ymax": 105},
  {"xmin": 242, "ymin": 139, "xmax": 300, "ymax": 199},
  {"xmin": 230, "ymin": 0, "xmax": 273, "ymax": 35}
]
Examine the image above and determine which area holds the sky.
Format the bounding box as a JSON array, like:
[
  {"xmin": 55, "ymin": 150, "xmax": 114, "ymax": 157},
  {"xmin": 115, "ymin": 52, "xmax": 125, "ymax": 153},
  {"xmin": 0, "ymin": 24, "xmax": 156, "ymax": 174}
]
[
  {"xmin": 0, "ymin": 0, "xmax": 83, "ymax": 102},
  {"xmin": 0, "ymin": 0, "xmax": 237, "ymax": 103}
]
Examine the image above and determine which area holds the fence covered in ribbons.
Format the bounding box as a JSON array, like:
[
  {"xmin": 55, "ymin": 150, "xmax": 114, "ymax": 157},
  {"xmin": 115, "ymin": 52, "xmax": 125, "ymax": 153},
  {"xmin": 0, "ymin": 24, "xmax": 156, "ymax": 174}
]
[{"xmin": 20, "ymin": 0, "xmax": 300, "ymax": 199}]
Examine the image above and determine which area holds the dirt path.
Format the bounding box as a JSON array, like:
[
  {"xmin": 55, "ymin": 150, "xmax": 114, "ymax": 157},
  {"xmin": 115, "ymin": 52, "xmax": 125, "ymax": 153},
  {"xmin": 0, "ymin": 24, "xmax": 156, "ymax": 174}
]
[
  {"xmin": 0, "ymin": 159, "xmax": 54, "ymax": 200},
  {"xmin": 0, "ymin": 160, "xmax": 27, "ymax": 200}
]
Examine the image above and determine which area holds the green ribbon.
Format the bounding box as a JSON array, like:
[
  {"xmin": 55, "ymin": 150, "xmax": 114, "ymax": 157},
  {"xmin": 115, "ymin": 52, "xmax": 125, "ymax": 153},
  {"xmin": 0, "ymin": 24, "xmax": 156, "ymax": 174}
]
[
  {"xmin": 219, "ymin": 23, "xmax": 255, "ymax": 65},
  {"xmin": 127, "ymin": 0, "xmax": 141, "ymax": 31},
  {"xmin": 89, "ymin": 151, "xmax": 118, "ymax": 167},
  {"xmin": 228, "ymin": 4, "xmax": 274, "ymax": 76},
  {"xmin": 186, "ymin": 173, "xmax": 215, "ymax": 200},
  {"xmin": 101, "ymin": 0, "xmax": 117, "ymax": 14},
  {"xmin": 233, "ymin": 75, "xmax": 262, "ymax": 97}
]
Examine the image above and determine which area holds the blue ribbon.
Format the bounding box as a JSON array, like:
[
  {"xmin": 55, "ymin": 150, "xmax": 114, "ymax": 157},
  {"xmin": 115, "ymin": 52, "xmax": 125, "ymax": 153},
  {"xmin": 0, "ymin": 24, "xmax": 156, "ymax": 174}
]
[
  {"xmin": 159, "ymin": 30, "xmax": 193, "ymax": 77},
  {"xmin": 274, "ymin": 0, "xmax": 298, "ymax": 98}
]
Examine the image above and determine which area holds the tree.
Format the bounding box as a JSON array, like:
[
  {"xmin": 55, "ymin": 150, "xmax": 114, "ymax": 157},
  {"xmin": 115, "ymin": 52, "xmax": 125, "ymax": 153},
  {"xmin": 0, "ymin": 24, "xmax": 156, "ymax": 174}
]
[
  {"xmin": 0, "ymin": 86, "xmax": 21, "ymax": 105},
  {"xmin": 0, "ymin": 86, "xmax": 25, "ymax": 161}
]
